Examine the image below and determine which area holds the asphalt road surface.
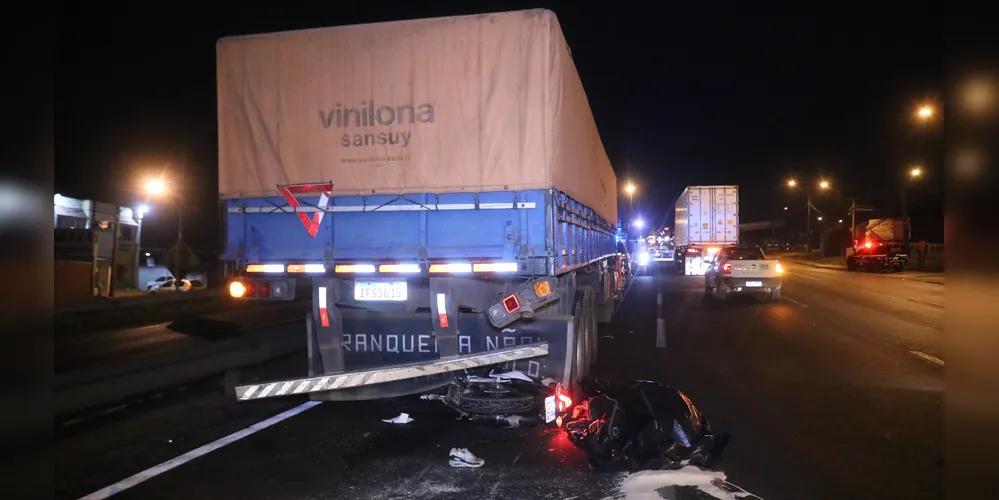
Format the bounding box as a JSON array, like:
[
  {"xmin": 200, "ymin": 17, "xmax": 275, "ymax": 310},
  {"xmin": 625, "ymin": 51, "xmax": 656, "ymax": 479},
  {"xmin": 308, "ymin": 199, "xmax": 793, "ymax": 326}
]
[
  {"xmin": 56, "ymin": 301, "xmax": 310, "ymax": 374},
  {"xmin": 55, "ymin": 265, "xmax": 942, "ymax": 500}
]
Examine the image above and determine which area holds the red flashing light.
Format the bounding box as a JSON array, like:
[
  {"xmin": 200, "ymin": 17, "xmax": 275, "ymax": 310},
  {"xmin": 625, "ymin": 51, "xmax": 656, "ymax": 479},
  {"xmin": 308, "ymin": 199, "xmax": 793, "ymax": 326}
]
[
  {"xmin": 721, "ymin": 262, "xmax": 732, "ymax": 274},
  {"xmin": 864, "ymin": 241, "xmax": 872, "ymax": 248},
  {"xmin": 502, "ymin": 294, "xmax": 521, "ymax": 314}
]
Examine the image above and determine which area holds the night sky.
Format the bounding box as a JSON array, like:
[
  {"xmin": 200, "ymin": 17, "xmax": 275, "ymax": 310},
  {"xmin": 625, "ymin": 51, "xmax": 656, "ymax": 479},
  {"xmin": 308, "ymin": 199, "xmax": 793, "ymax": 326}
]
[{"xmin": 56, "ymin": 3, "xmax": 944, "ymax": 250}]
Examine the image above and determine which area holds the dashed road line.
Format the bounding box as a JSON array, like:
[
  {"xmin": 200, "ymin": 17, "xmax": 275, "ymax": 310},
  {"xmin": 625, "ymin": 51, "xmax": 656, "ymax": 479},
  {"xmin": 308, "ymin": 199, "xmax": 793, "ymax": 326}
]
[
  {"xmin": 910, "ymin": 351, "xmax": 945, "ymax": 367},
  {"xmin": 782, "ymin": 296, "xmax": 809, "ymax": 308},
  {"xmin": 77, "ymin": 400, "xmax": 321, "ymax": 499}
]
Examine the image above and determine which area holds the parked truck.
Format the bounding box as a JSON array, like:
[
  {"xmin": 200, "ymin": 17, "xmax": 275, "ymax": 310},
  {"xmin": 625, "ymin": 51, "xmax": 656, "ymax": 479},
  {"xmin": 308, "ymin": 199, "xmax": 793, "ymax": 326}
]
[
  {"xmin": 217, "ymin": 10, "xmax": 622, "ymax": 423},
  {"xmin": 672, "ymin": 186, "xmax": 739, "ymax": 276}
]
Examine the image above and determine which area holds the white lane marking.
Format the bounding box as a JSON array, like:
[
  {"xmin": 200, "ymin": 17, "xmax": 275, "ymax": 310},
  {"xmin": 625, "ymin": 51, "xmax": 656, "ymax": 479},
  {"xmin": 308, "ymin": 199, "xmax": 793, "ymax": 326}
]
[
  {"xmin": 78, "ymin": 400, "xmax": 322, "ymax": 500},
  {"xmin": 910, "ymin": 351, "xmax": 945, "ymax": 366},
  {"xmin": 782, "ymin": 296, "xmax": 809, "ymax": 308}
]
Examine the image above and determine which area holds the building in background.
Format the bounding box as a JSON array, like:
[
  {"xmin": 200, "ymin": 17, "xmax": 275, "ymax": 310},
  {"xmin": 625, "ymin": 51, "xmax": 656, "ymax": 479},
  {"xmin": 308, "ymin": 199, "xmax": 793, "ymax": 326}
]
[{"xmin": 54, "ymin": 194, "xmax": 146, "ymax": 302}]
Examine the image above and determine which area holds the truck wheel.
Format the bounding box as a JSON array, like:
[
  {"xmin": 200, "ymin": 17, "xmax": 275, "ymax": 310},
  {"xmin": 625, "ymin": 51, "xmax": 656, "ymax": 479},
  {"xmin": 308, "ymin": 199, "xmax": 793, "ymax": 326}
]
[
  {"xmin": 572, "ymin": 288, "xmax": 594, "ymax": 378},
  {"xmin": 770, "ymin": 287, "xmax": 781, "ymax": 301},
  {"xmin": 704, "ymin": 279, "xmax": 713, "ymax": 296},
  {"xmin": 715, "ymin": 284, "xmax": 728, "ymax": 301},
  {"xmin": 583, "ymin": 285, "xmax": 599, "ymax": 367},
  {"xmin": 846, "ymin": 260, "xmax": 857, "ymax": 271}
]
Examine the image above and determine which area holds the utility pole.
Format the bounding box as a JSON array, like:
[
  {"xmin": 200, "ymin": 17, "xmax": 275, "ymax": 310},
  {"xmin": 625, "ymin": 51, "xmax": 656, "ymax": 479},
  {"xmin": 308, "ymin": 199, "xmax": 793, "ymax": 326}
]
[
  {"xmin": 805, "ymin": 195, "xmax": 811, "ymax": 253},
  {"xmin": 850, "ymin": 198, "xmax": 856, "ymax": 247},
  {"xmin": 109, "ymin": 206, "xmax": 122, "ymax": 297}
]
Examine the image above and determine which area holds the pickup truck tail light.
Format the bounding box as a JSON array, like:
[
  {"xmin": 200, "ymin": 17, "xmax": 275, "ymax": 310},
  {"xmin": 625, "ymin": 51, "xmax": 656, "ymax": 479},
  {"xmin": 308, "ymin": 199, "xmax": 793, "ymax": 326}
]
[
  {"xmin": 721, "ymin": 261, "xmax": 732, "ymax": 274},
  {"xmin": 775, "ymin": 262, "xmax": 784, "ymax": 274}
]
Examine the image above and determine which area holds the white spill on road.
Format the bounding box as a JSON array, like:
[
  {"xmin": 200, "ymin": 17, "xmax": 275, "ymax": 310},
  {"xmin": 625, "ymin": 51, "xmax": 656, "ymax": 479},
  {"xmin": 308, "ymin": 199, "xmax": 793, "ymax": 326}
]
[
  {"xmin": 78, "ymin": 401, "xmax": 322, "ymax": 500},
  {"xmin": 910, "ymin": 350, "xmax": 945, "ymax": 366},
  {"xmin": 617, "ymin": 466, "xmax": 761, "ymax": 499}
]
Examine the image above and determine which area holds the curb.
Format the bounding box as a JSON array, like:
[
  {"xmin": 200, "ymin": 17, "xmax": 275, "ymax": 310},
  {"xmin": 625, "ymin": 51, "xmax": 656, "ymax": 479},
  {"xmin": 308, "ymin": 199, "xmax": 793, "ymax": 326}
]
[{"xmin": 787, "ymin": 259, "xmax": 944, "ymax": 285}]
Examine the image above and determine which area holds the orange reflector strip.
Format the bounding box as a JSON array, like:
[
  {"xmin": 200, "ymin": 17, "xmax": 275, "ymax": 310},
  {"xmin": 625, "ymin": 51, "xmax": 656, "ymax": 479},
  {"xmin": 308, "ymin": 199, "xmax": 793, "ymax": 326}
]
[
  {"xmin": 429, "ymin": 263, "xmax": 472, "ymax": 273},
  {"xmin": 288, "ymin": 264, "xmax": 326, "ymax": 273},
  {"xmin": 246, "ymin": 264, "xmax": 285, "ymax": 273},
  {"xmin": 379, "ymin": 264, "xmax": 421, "ymax": 273},
  {"xmin": 472, "ymin": 262, "xmax": 518, "ymax": 273},
  {"xmin": 534, "ymin": 281, "xmax": 552, "ymax": 297},
  {"xmin": 334, "ymin": 264, "xmax": 376, "ymax": 273}
]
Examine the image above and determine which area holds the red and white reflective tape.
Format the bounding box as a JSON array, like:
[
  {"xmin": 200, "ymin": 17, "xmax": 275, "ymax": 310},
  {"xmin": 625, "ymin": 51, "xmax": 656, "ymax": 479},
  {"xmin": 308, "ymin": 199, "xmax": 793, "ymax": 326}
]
[
  {"xmin": 318, "ymin": 286, "xmax": 330, "ymax": 327},
  {"xmin": 436, "ymin": 293, "xmax": 448, "ymax": 328}
]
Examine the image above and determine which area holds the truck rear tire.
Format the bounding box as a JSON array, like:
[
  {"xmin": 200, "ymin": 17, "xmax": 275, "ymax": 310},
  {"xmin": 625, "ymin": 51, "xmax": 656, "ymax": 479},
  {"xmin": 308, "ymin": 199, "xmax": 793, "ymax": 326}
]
[{"xmin": 770, "ymin": 287, "xmax": 781, "ymax": 301}]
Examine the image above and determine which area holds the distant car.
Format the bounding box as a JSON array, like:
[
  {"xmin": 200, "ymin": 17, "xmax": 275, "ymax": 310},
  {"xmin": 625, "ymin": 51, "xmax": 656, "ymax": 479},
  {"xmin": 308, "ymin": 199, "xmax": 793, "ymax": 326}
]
[
  {"xmin": 145, "ymin": 275, "xmax": 174, "ymax": 291},
  {"xmin": 148, "ymin": 278, "xmax": 195, "ymax": 294},
  {"xmin": 846, "ymin": 244, "xmax": 908, "ymax": 272},
  {"xmin": 704, "ymin": 245, "xmax": 783, "ymax": 301}
]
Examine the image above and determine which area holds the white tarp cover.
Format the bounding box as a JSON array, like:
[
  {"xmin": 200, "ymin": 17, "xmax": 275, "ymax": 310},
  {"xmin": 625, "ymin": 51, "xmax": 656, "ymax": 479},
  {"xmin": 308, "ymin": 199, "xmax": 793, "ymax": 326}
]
[{"xmin": 217, "ymin": 9, "xmax": 617, "ymax": 222}]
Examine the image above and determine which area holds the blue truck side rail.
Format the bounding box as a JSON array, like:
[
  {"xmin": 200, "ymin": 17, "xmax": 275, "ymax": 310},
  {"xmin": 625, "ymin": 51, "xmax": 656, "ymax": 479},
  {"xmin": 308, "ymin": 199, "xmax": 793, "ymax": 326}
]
[{"xmin": 221, "ymin": 188, "xmax": 617, "ymax": 277}]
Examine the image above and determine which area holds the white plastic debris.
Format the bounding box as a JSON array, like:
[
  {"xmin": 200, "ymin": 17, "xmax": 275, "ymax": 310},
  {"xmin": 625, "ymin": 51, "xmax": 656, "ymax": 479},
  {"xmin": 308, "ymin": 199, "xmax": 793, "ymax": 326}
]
[{"xmin": 382, "ymin": 412, "xmax": 414, "ymax": 424}]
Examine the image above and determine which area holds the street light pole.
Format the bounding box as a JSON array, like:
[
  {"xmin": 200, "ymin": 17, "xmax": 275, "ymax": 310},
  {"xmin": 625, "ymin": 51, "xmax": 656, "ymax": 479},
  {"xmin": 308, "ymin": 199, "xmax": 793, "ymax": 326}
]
[{"xmin": 806, "ymin": 195, "xmax": 811, "ymax": 253}]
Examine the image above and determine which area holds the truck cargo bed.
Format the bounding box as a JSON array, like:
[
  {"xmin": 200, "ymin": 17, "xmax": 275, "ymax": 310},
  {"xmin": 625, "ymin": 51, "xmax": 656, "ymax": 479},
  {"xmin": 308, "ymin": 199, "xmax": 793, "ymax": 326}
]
[{"xmin": 222, "ymin": 188, "xmax": 616, "ymax": 276}]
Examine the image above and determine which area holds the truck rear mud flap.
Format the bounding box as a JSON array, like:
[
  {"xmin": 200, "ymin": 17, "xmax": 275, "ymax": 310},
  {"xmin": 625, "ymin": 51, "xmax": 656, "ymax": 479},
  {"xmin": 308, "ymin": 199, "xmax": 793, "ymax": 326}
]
[{"xmin": 235, "ymin": 342, "xmax": 549, "ymax": 401}]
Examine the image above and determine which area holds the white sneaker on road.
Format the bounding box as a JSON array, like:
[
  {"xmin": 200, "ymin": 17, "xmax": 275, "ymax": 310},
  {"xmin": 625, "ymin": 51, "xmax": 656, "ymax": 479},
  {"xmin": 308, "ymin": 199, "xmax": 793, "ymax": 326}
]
[{"xmin": 448, "ymin": 447, "xmax": 484, "ymax": 468}]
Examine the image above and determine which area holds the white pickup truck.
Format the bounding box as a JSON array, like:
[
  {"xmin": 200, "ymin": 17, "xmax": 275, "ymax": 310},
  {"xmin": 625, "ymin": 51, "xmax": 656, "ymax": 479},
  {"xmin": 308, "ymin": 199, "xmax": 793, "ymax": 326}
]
[{"xmin": 704, "ymin": 245, "xmax": 784, "ymax": 301}]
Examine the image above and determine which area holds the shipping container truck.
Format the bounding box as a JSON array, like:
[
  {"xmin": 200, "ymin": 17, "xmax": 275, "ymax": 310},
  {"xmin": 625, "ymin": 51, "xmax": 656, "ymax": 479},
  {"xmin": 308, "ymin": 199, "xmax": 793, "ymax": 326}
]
[
  {"xmin": 217, "ymin": 10, "xmax": 622, "ymax": 423},
  {"xmin": 672, "ymin": 186, "xmax": 739, "ymax": 276}
]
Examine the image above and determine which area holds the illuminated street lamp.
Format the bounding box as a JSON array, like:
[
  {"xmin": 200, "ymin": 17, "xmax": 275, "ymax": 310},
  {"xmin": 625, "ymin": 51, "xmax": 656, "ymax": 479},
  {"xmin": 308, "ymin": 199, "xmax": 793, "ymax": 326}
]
[
  {"xmin": 817, "ymin": 216, "xmax": 823, "ymax": 221},
  {"xmin": 633, "ymin": 219, "xmax": 645, "ymax": 229},
  {"xmin": 819, "ymin": 180, "xmax": 830, "ymax": 189},
  {"xmin": 917, "ymin": 105, "xmax": 934, "ymax": 120},
  {"xmin": 911, "ymin": 167, "xmax": 922, "ymax": 178},
  {"xmin": 145, "ymin": 178, "xmax": 166, "ymax": 197},
  {"xmin": 784, "ymin": 206, "xmax": 788, "ymax": 210},
  {"xmin": 625, "ymin": 183, "xmax": 636, "ymax": 195},
  {"xmin": 787, "ymin": 179, "xmax": 797, "ymax": 187}
]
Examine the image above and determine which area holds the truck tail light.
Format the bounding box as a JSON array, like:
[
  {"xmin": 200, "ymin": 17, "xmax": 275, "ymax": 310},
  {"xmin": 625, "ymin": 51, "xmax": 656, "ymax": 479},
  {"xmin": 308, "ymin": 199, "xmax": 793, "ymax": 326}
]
[
  {"xmin": 502, "ymin": 294, "xmax": 521, "ymax": 313},
  {"xmin": 721, "ymin": 261, "xmax": 732, "ymax": 274},
  {"xmin": 775, "ymin": 262, "xmax": 783, "ymax": 274},
  {"xmin": 229, "ymin": 281, "xmax": 246, "ymax": 298},
  {"xmin": 258, "ymin": 281, "xmax": 271, "ymax": 298}
]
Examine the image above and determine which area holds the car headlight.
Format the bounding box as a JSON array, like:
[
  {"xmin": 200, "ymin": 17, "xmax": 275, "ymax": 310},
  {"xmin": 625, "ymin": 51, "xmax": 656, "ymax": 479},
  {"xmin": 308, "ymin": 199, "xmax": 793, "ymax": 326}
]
[{"xmin": 638, "ymin": 252, "xmax": 650, "ymax": 265}]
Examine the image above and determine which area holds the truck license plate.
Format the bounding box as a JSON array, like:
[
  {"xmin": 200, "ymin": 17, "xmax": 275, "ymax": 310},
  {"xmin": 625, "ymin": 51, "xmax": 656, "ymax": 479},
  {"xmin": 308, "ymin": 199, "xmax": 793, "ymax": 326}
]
[
  {"xmin": 746, "ymin": 281, "xmax": 762, "ymax": 287},
  {"xmin": 354, "ymin": 281, "xmax": 407, "ymax": 301},
  {"xmin": 544, "ymin": 395, "xmax": 557, "ymax": 423}
]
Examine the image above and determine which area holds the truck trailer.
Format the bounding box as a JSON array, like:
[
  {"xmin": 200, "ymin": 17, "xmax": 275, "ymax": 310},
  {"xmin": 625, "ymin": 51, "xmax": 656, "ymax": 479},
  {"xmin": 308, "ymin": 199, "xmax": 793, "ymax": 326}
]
[
  {"xmin": 672, "ymin": 186, "xmax": 739, "ymax": 276},
  {"xmin": 217, "ymin": 10, "xmax": 622, "ymax": 422}
]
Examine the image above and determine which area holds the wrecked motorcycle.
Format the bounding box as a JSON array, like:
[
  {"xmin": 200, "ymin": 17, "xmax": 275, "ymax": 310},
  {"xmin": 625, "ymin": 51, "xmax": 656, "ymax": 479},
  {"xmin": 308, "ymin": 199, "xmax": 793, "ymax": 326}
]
[
  {"xmin": 421, "ymin": 369, "xmax": 574, "ymax": 427},
  {"xmin": 562, "ymin": 378, "xmax": 730, "ymax": 470}
]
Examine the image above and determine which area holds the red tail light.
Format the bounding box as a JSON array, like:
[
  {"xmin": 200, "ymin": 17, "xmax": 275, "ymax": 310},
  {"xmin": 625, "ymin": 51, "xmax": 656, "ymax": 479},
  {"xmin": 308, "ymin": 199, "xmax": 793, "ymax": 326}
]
[
  {"xmin": 502, "ymin": 294, "xmax": 521, "ymax": 313},
  {"xmin": 257, "ymin": 281, "xmax": 271, "ymax": 298},
  {"xmin": 556, "ymin": 385, "xmax": 573, "ymax": 412},
  {"xmin": 721, "ymin": 261, "xmax": 732, "ymax": 274}
]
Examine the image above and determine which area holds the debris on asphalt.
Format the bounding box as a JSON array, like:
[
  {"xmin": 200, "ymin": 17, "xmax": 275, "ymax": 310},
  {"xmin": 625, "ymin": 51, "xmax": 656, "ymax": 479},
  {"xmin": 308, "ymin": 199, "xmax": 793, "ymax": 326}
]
[
  {"xmin": 563, "ymin": 378, "xmax": 729, "ymax": 470},
  {"xmin": 381, "ymin": 412, "xmax": 414, "ymax": 424},
  {"xmin": 618, "ymin": 466, "xmax": 764, "ymax": 500},
  {"xmin": 486, "ymin": 369, "xmax": 534, "ymax": 382},
  {"xmin": 448, "ymin": 447, "xmax": 485, "ymax": 468}
]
